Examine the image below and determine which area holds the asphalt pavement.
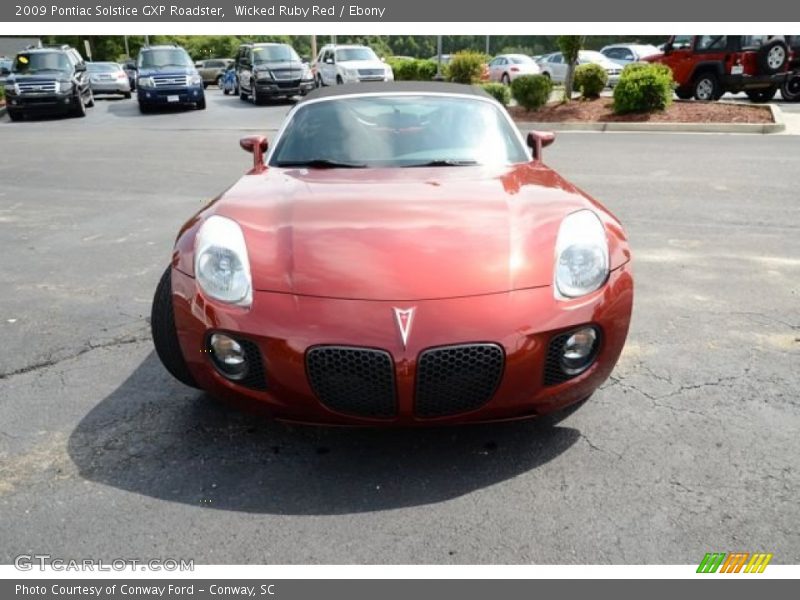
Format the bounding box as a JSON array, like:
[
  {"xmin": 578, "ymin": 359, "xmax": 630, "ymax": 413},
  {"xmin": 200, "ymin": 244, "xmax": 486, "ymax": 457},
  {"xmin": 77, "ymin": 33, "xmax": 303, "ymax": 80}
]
[{"xmin": 0, "ymin": 90, "xmax": 798, "ymax": 564}]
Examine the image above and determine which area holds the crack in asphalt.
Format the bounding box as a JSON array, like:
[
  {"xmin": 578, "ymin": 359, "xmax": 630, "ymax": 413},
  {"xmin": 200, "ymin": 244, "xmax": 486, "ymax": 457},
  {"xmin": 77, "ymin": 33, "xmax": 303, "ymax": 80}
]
[{"xmin": 0, "ymin": 330, "xmax": 151, "ymax": 381}]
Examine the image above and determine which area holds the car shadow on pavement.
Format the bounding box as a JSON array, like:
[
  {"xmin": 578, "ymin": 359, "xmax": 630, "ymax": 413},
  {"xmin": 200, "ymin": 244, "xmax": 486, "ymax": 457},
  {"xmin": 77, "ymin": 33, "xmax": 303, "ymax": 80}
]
[{"xmin": 67, "ymin": 352, "xmax": 579, "ymax": 515}]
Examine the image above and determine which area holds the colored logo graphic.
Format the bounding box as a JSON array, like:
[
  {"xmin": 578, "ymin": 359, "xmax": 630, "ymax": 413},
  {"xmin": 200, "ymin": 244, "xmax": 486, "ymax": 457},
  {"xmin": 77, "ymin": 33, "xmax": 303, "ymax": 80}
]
[{"xmin": 697, "ymin": 552, "xmax": 773, "ymax": 573}]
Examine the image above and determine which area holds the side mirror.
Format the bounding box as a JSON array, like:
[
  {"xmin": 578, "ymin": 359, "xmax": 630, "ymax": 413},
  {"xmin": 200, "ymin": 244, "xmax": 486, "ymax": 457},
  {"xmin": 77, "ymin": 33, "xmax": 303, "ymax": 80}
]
[
  {"xmin": 663, "ymin": 42, "xmax": 673, "ymax": 55},
  {"xmin": 240, "ymin": 135, "xmax": 269, "ymax": 172},
  {"xmin": 325, "ymin": 57, "xmax": 334, "ymax": 65},
  {"xmin": 527, "ymin": 130, "xmax": 556, "ymax": 162},
  {"xmin": 75, "ymin": 63, "xmax": 87, "ymax": 72}
]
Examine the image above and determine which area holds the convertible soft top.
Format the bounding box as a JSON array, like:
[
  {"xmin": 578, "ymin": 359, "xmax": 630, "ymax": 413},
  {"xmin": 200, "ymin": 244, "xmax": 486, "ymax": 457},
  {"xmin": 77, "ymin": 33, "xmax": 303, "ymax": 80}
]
[{"xmin": 299, "ymin": 81, "xmax": 493, "ymax": 102}]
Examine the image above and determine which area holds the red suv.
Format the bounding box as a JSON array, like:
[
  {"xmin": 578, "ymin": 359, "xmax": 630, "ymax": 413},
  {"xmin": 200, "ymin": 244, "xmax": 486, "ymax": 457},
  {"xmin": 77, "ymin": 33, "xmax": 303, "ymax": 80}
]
[{"xmin": 647, "ymin": 35, "xmax": 799, "ymax": 102}]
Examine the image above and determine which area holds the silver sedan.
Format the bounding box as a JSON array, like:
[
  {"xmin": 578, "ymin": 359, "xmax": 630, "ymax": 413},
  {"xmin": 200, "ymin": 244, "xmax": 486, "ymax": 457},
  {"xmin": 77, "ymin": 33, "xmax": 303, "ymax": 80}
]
[
  {"xmin": 487, "ymin": 54, "xmax": 541, "ymax": 84},
  {"xmin": 87, "ymin": 62, "xmax": 131, "ymax": 98}
]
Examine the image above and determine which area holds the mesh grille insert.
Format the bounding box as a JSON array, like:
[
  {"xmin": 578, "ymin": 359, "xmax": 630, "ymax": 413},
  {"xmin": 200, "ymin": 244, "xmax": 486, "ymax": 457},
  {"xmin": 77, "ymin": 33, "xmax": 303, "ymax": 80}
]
[
  {"xmin": 306, "ymin": 346, "xmax": 397, "ymax": 418},
  {"xmin": 237, "ymin": 339, "xmax": 268, "ymax": 391},
  {"xmin": 415, "ymin": 344, "xmax": 504, "ymax": 418}
]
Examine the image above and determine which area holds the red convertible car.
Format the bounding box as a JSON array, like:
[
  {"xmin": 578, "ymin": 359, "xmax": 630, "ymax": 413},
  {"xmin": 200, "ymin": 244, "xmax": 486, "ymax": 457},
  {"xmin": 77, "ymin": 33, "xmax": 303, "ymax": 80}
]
[{"xmin": 151, "ymin": 82, "xmax": 633, "ymax": 425}]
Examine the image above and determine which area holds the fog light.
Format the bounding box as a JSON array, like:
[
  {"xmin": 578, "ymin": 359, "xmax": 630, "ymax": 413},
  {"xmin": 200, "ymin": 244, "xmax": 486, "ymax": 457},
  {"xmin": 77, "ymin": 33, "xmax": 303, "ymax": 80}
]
[
  {"xmin": 209, "ymin": 333, "xmax": 248, "ymax": 379},
  {"xmin": 561, "ymin": 327, "xmax": 598, "ymax": 375}
]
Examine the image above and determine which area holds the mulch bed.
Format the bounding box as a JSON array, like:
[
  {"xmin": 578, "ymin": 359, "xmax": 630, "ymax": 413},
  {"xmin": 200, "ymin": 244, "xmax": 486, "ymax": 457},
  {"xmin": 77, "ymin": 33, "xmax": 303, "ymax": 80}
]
[{"xmin": 508, "ymin": 98, "xmax": 774, "ymax": 124}]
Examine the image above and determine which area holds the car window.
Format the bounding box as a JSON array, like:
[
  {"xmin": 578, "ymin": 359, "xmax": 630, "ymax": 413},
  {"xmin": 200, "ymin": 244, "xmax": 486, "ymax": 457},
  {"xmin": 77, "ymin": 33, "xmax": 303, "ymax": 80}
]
[
  {"xmin": 672, "ymin": 35, "xmax": 693, "ymax": 50},
  {"xmin": 138, "ymin": 48, "xmax": 193, "ymax": 69},
  {"xmin": 550, "ymin": 54, "xmax": 562, "ymax": 64},
  {"xmin": 12, "ymin": 51, "xmax": 71, "ymax": 74},
  {"xmin": 253, "ymin": 45, "xmax": 300, "ymax": 63},
  {"xmin": 620, "ymin": 48, "xmax": 634, "ymax": 60},
  {"xmin": 270, "ymin": 95, "xmax": 529, "ymax": 168},
  {"xmin": 87, "ymin": 63, "xmax": 119, "ymax": 72},
  {"xmin": 696, "ymin": 36, "xmax": 727, "ymax": 51},
  {"xmin": 336, "ymin": 47, "xmax": 378, "ymax": 62}
]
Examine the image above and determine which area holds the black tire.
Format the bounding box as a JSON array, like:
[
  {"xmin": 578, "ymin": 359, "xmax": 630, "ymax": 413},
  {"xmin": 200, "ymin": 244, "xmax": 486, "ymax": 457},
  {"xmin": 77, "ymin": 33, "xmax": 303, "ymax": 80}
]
[
  {"xmin": 123, "ymin": 91, "xmax": 132, "ymax": 99},
  {"xmin": 203, "ymin": 82, "xmax": 208, "ymax": 89},
  {"xmin": 542, "ymin": 71, "xmax": 551, "ymax": 80},
  {"xmin": 85, "ymin": 91, "xmax": 95, "ymax": 108},
  {"xmin": 675, "ymin": 86, "xmax": 693, "ymax": 100},
  {"xmin": 138, "ymin": 103, "xmax": 151, "ymax": 114},
  {"xmin": 223, "ymin": 88, "xmax": 230, "ymax": 95},
  {"xmin": 239, "ymin": 88, "xmax": 248, "ymax": 101},
  {"xmin": 781, "ymin": 73, "xmax": 800, "ymax": 102},
  {"xmin": 692, "ymin": 72, "xmax": 721, "ymax": 101},
  {"xmin": 151, "ymin": 267, "xmax": 198, "ymax": 389},
  {"xmin": 501, "ymin": 73, "xmax": 510, "ymax": 85},
  {"xmin": 196, "ymin": 97, "xmax": 206, "ymax": 110},
  {"xmin": 336, "ymin": 75, "xmax": 343, "ymax": 85},
  {"xmin": 215, "ymin": 75, "xmax": 223, "ymax": 87},
  {"xmin": 7, "ymin": 109, "xmax": 23, "ymax": 122},
  {"xmin": 746, "ymin": 86, "xmax": 778, "ymax": 103},
  {"xmin": 316, "ymin": 74, "xmax": 324, "ymax": 88},
  {"xmin": 757, "ymin": 39, "xmax": 789, "ymax": 75}
]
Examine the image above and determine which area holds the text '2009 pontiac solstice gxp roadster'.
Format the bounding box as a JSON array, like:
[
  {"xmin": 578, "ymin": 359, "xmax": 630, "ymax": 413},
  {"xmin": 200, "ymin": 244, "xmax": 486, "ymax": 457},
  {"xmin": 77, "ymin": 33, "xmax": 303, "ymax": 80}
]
[{"xmin": 151, "ymin": 82, "xmax": 633, "ymax": 426}]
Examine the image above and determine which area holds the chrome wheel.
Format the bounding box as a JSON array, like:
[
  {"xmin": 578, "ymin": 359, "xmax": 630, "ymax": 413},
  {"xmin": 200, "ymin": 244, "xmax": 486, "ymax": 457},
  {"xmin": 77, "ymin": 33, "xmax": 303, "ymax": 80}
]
[
  {"xmin": 696, "ymin": 78, "xmax": 714, "ymax": 100},
  {"xmin": 767, "ymin": 46, "xmax": 786, "ymax": 70}
]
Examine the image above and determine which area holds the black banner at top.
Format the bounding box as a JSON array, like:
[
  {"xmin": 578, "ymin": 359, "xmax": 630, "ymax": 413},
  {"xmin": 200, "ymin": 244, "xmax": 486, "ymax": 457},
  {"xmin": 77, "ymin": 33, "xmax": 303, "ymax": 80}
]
[{"xmin": 3, "ymin": 0, "xmax": 800, "ymax": 22}]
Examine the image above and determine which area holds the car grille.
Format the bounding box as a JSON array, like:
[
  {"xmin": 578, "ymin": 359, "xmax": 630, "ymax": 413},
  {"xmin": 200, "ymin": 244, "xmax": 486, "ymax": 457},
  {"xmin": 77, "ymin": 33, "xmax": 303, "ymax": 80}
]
[
  {"xmin": 276, "ymin": 80, "xmax": 301, "ymax": 89},
  {"xmin": 18, "ymin": 80, "xmax": 57, "ymax": 94},
  {"xmin": 306, "ymin": 346, "xmax": 397, "ymax": 418},
  {"xmin": 153, "ymin": 75, "xmax": 188, "ymax": 87},
  {"xmin": 415, "ymin": 344, "xmax": 504, "ymax": 418},
  {"xmin": 358, "ymin": 68, "xmax": 384, "ymax": 78},
  {"xmin": 237, "ymin": 338, "xmax": 268, "ymax": 390},
  {"xmin": 543, "ymin": 332, "xmax": 573, "ymax": 386},
  {"xmin": 272, "ymin": 69, "xmax": 303, "ymax": 80}
]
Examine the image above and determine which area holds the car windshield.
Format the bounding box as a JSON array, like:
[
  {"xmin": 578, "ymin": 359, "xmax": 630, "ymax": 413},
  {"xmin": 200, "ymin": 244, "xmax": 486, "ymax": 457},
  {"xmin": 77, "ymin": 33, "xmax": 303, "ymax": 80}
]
[
  {"xmin": 138, "ymin": 49, "xmax": 193, "ymax": 69},
  {"xmin": 336, "ymin": 48, "xmax": 378, "ymax": 62},
  {"xmin": 509, "ymin": 55, "xmax": 535, "ymax": 64},
  {"xmin": 253, "ymin": 45, "xmax": 300, "ymax": 63},
  {"xmin": 270, "ymin": 94, "xmax": 529, "ymax": 168},
  {"xmin": 12, "ymin": 52, "xmax": 70, "ymax": 74},
  {"xmin": 579, "ymin": 51, "xmax": 608, "ymax": 63},
  {"xmin": 87, "ymin": 62, "xmax": 120, "ymax": 72}
]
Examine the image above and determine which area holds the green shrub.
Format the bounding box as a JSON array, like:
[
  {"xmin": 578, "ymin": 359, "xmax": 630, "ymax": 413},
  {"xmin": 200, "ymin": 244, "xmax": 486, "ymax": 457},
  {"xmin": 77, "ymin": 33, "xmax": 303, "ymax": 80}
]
[
  {"xmin": 481, "ymin": 82, "xmax": 511, "ymax": 106},
  {"xmin": 0, "ymin": 86, "xmax": 5, "ymax": 103},
  {"xmin": 416, "ymin": 59, "xmax": 440, "ymax": 81},
  {"xmin": 510, "ymin": 74, "xmax": 553, "ymax": 111},
  {"xmin": 574, "ymin": 63, "xmax": 608, "ymax": 98},
  {"xmin": 447, "ymin": 51, "xmax": 486, "ymax": 84},
  {"xmin": 613, "ymin": 63, "xmax": 674, "ymax": 114},
  {"xmin": 388, "ymin": 58, "xmax": 419, "ymax": 81}
]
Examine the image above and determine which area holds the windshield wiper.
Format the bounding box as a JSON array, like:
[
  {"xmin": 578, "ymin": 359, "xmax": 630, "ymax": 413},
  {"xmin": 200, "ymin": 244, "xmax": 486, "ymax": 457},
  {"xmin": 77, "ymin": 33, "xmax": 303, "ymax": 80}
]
[
  {"xmin": 402, "ymin": 159, "xmax": 480, "ymax": 167},
  {"xmin": 275, "ymin": 159, "xmax": 367, "ymax": 169}
]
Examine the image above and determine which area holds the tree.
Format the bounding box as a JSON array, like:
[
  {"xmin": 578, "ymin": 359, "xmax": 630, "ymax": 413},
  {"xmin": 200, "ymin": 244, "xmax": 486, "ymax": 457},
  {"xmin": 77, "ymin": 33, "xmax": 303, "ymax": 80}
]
[{"xmin": 558, "ymin": 35, "xmax": 584, "ymax": 102}]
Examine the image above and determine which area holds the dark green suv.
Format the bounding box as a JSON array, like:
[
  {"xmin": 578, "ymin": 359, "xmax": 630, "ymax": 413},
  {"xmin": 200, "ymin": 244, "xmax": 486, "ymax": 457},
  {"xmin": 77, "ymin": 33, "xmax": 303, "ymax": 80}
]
[{"xmin": 4, "ymin": 44, "xmax": 94, "ymax": 121}]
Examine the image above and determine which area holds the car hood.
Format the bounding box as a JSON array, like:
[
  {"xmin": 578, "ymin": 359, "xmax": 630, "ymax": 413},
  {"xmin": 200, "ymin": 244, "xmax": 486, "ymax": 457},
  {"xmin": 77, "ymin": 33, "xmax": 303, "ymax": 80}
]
[
  {"xmin": 254, "ymin": 60, "xmax": 305, "ymax": 70},
  {"xmin": 201, "ymin": 164, "xmax": 626, "ymax": 301},
  {"xmin": 338, "ymin": 59, "xmax": 387, "ymax": 70}
]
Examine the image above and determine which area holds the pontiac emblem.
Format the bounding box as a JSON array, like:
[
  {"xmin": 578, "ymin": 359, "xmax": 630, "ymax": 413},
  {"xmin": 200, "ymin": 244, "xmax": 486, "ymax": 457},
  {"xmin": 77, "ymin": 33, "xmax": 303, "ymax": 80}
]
[{"xmin": 393, "ymin": 307, "xmax": 416, "ymax": 349}]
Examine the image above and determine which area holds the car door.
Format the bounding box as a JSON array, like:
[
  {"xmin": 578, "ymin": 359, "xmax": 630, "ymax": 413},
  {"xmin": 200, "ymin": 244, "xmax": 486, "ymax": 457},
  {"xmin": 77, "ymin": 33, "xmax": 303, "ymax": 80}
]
[
  {"xmin": 660, "ymin": 35, "xmax": 695, "ymax": 86},
  {"xmin": 238, "ymin": 48, "xmax": 253, "ymax": 93},
  {"xmin": 321, "ymin": 49, "xmax": 336, "ymax": 84},
  {"xmin": 488, "ymin": 57, "xmax": 503, "ymax": 82}
]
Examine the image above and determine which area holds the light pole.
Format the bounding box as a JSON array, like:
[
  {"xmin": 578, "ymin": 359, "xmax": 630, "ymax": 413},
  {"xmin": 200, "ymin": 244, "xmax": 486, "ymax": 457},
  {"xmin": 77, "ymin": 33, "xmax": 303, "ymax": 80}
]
[{"xmin": 434, "ymin": 35, "xmax": 444, "ymax": 81}]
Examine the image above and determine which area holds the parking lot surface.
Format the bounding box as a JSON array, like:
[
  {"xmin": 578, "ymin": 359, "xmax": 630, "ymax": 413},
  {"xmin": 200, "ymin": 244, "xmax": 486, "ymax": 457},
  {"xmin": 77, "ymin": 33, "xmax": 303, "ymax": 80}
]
[{"xmin": 1, "ymin": 91, "xmax": 799, "ymax": 564}]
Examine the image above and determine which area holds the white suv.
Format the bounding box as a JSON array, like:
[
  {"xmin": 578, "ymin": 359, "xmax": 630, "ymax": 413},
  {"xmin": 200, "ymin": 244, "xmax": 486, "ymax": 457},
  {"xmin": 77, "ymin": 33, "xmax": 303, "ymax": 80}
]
[{"xmin": 314, "ymin": 44, "xmax": 394, "ymax": 86}]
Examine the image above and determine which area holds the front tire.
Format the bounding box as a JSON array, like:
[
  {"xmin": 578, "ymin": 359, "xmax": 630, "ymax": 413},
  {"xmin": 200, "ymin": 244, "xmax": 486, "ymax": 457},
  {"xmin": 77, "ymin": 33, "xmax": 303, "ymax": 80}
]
[
  {"xmin": 196, "ymin": 97, "xmax": 206, "ymax": 110},
  {"xmin": 85, "ymin": 91, "xmax": 95, "ymax": 108},
  {"xmin": 72, "ymin": 92, "xmax": 87, "ymax": 117},
  {"xmin": 501, "ymin": 73, "xmax": 511, "ymax": 86},
  {"xmin": 123, "ymin": 91, "xmax": 132, "ymax": 99},
  {"xmin": 151, "ymin": 267, "xmax": 198, "ymax": 389},
  {"xmin": 7, "ymin": 109, "xmax": 23, "ymax": 121}
]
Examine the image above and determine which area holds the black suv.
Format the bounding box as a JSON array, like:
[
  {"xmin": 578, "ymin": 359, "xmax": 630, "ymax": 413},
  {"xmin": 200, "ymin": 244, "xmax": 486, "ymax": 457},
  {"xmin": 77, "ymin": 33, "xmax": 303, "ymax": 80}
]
[
  {"xmin": 235, "ymin": 42, "xmax": 314, "ymax": 104},
  {"xmin": 4, "ymin": 44, "xmax": 94, "ymax": 121}
]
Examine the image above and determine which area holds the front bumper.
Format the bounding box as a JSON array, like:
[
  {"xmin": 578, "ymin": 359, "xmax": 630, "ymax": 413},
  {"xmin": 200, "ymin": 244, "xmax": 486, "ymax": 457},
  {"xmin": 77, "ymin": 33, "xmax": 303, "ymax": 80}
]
[
  {"xmin": 137, "ymin": 85, "xmax": 204, "ymax": 106},
  {"xmin": 254, "ymin": 79, "xmax": 316, "ymax": 96},
  {"xmin": 5, "ymin": 92, "xmax": 78, "ymax": 113},
  {"xmin": 91, "ymin": 81, "xmax": 131, "ymax": 94},
  {"xmin": 171, "ymin": 264, "xmax": 633, "ymax": 425}
]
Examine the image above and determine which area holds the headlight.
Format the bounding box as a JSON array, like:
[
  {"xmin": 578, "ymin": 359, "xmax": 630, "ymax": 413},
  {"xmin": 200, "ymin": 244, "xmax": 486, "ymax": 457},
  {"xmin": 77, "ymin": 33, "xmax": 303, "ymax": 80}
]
[
  {"xmin": 138, "ymin": 76, "xmax": 155, "ymax": 89},
  {"xmin": 255, "ymin": 68, "xmax": 273, "ymax": 80},
  {"xmin": 554, "ymin": 210, "xmax": 609, "ymax": 298},
  {"xmin": 57, "ymin": 80, "xmax": 73, "ymax": 93},
  {"xmin": 343, "ymin": 68, "xmax": 358, "ymax": 78},
  {"xmin": 194, "ymin": 216, "xmax": 252, "ymax": 307},
  {"xmin": 189, "ymin": 73, "xmax": 202, "ymax": 86},
  {"xmin": 301, "ymin": 65, "xmax": 312, "ymax": 79}
]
